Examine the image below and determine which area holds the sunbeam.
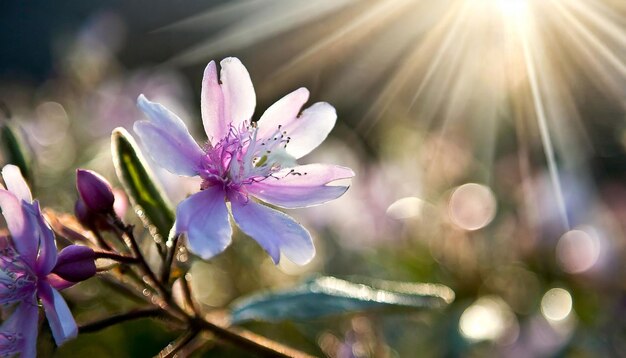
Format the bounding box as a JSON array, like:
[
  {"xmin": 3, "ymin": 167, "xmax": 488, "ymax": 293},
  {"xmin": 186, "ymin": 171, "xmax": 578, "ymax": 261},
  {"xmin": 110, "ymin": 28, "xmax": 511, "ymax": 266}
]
[{"xmin": 158, "ymin": 0, "xmax": 626, "ymax": 235}]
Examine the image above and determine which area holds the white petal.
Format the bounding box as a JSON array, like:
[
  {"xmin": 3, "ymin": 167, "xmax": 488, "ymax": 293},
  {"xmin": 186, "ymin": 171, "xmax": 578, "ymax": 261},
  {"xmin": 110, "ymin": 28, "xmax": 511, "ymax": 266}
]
[
  {"xmin": 2, "ymin": 165, "xmax": 32, "ymax": 203},
  {"xmin": 201, "ymin": 61, "xmax": 226, "ymax": 143},
  {"xmin": 220, "ymin": 57, "xmax": 256, "ymax": 128},
  {"xmin": 0, "ymin": 190, "xmax": 37, "ymax": 267},
  {"xmin": 258, "ymin": 98, "xmax": 336, "ymax": 159},
  {"xmin": 256, "ymin": 87, "xmax": 309, "ymax": 139},
  {"xmin": 247, "ymin": 164, "xmax": 354, "ymax": 208}
]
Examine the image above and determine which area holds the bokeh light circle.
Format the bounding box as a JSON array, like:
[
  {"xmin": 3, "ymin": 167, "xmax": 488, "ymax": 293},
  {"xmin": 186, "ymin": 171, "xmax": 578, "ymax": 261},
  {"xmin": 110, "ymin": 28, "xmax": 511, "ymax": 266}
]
[
  {"xmin": 556, "ymin": 229, "xmax": 600, "ymax": 274},
  {"xmin": 448, "ymin": 183, "xmax": 497, "ymax": 231},
  {"xmin": 541, "ymin": 288, "xmax": 573, "ymax": 322}
]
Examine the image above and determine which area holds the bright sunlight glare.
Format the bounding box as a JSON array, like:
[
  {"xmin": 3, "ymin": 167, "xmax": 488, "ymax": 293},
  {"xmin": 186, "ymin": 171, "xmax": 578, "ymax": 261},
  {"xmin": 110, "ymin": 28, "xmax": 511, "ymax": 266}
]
[{"xmin": 497, "ymin": 0, "xmax": 530, "ymax": 20}]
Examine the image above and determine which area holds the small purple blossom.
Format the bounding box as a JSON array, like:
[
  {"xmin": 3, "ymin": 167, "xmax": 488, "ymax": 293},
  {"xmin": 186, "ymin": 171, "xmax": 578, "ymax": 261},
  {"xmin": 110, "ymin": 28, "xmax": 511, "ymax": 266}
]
[
  {"xmin": 0, "ymin": 165, "xmax": 94, "ymax": 358},
  {"xmin": 76, "ymin": 169, "xmax": 115, "ymax": 214},
  {"xmin": 134, "ymin": 57, "xmax": 354, "ymax": 264}
]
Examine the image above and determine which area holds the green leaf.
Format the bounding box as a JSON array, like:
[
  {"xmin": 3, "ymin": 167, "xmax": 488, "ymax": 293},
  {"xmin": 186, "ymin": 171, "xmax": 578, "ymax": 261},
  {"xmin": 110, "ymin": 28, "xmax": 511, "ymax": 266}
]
[
  {"xmin": 1, "ymin": 122, "xmax": 33, "ymax": 184},
  {"xmin": 111, "ymin": 127, "xmax": 175, "ymax": 244},
  {"xmin": 230, "ymin": 276, "xmax": 455, "ymax": 324}
]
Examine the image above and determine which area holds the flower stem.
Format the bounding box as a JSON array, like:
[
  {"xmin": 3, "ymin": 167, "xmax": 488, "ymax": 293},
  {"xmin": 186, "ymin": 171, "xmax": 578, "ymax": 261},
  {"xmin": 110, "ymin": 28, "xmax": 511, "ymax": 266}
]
[
  {"xmin": 107, "ymin": 215, "xmax": 169, "ymax": 299},
  {"xmin": 157, "ymin": 329, "xmax": 200, "ymax": 358},
  {"xmin": 190, "ymin": 318, "xmax": 313, "ymax": 358},
  {"xmin": 90, "ymin": 225, "xmax": 113, "ymax": 251},
  {"xmin": 180, "ymin": 272, "xmax": 200, "ymax": 317},
  {"xmin": 79, "ymin": 308, "xmax": 165, "ymax": 333},
  {"xmin": 94, "ymin": 250, "xmax": 139, "ymax": 264},
  {"xmin": 101, "ymin": 217, "xmax": 311, "ymax": 357},
  {"xmin": 161, "ymin": 233, "xmax": 180, "ymax": 284}
]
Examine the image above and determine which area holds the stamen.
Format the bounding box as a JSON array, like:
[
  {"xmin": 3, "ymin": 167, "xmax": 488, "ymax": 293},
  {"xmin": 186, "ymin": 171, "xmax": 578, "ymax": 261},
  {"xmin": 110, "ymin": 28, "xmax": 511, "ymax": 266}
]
[
  {"xmin": 0, "ymin": 331, "xmax": 21, "ymax": 357},
  {"xmin": 198, "ymin": 121, "xmax": 296, "ymax": 191}
]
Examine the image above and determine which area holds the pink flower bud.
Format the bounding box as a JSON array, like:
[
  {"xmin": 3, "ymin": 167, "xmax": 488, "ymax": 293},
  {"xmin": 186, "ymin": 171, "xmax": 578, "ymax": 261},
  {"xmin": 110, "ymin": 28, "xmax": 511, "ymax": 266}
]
[
  {"xmin": 52, "ymin": 245, "xmax": 96, "ymax": 283},
  {"xmin": 76, "ymin": 169, "xmax": 115, "ymax": 214}
]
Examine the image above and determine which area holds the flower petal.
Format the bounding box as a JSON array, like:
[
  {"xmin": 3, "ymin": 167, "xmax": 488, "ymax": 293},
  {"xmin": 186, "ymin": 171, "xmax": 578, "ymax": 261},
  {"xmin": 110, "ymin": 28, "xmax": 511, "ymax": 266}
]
[
  {"xmin": 0, "ymin": 299, "xmax": 39, "ymax": 358},
  {"xmin": 0, "ymin": 190, "xmax": 37, "ymax": 267},
  {"xmin": 38, "ymin": 282, "xmax": 78, "ymax": 346},
  {"xmin": 31, "ymin": 201, "xmax": 57, "ymax": 276},
  {"xmin": 135, "ymin": 94, "xmax": 204, "ymax": 176},
  {"xmin": 175, "ymin": 186, "xmax": 232, "ymax": 260},
  {"xmin": 247, "ymin": 164, "xmax": 354, "ymax": 208},
  {"xmin": 230, "ymin": 192, "xmax": 314, "ymax": 265},
  {"xmin": 257, "ymin": 93, "xmax": 336, "ymax": 159},
  {"xmin": 2, "ymin": 165, "xmax": 32, "ymax": 203},
  {"xmin": 256, "ymin": 87, "xmax": 309, "ymax": 138},
  {"xmin": 220, "ymin": 57, "xmax": 256, "ymax": 131},
  {"xmin": 46, "ymin": 273, "xmax": 75, "ymax": 291},
  {"xmin": 201, "ymin": 61, "xmax": 226, "ymax": 143}
]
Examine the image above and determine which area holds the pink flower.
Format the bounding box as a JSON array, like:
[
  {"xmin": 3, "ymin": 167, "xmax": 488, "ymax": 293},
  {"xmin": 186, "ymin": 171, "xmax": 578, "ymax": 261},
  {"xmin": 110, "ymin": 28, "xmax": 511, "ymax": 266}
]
[
  {"xmin": 134, "ymin": 58, "xmax": 353, "ymax": 264},
  {"xmin": 0, "ymin": 165, "xmax": 94, "ymax": 358}
]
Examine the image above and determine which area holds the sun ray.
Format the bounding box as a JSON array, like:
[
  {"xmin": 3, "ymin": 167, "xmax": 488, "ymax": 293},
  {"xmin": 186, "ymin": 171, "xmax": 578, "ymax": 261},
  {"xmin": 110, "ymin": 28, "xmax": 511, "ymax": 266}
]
[
  {"xmin": 358, "ymin": 1, "xmax": 469, "ymax": 134},
  {"xmin": 520, "ymin": 16, "xmax": 571, "ymax": 230},
  {"xmin": 266, "ymin": 0, "xmax": 409, "ymax": 84},
  {"xmin": 166, "ymin": 0, "xmax": 357, "ymax": 66},
  {"xmin": 550, "ymin": 0, "xmax": 626, "ymax": 79},
  {"xmin": 157, "ymin": 0, "xmax": 626, "ymax": 233}
]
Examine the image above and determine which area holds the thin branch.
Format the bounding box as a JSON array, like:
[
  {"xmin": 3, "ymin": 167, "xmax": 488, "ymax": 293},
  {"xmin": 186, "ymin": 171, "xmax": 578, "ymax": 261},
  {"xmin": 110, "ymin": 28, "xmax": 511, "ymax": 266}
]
[
  {"xmin": 192, "ymin": 318, "xmax": 314, "ymax": 358},
  {"xmin": 161, "ymin": 233, "xmax": 180, "ymax": 284},
  {"xmin": 94, "ymin": 250, "xmax": 140, "ymax": 264},
  {"xmin": 107, "ymin": 215, "xmax": 169, "ymax": 299},
  {"xmin": 157, "ymin": 329, "xmax": 200, "ymax": 358},
  {"xmin": 180, "ymin": 273, "xmax": 200, "ymax": 317},
  {"xmin": 90, "ymin": 225, "xmax": 113, "ymax": 251},
  {"xmin": 79, "ymin": 308, "xmax": 164, "ymax": 333},
  {"xmin": 98, "ymin": 274, "xmax": 149, "ymax": 304}
]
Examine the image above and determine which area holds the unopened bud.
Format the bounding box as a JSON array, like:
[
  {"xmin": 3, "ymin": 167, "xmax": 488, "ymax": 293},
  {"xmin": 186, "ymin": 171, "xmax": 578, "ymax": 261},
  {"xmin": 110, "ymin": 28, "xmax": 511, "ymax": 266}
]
[
  {"xmin": 74, "ymin": 197, "xmax": 95, "ymax": 227},
  {"xmin": 76, "ymin": 169, "xmax": 115, "ymax": 214},
  {"xmin": 52, "ymin": 245, "xmax": 96, "ymax": 283}
]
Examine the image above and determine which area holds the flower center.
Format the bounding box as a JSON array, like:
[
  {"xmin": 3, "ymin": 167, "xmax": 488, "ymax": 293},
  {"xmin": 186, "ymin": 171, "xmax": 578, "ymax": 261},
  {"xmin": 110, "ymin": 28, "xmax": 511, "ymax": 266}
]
[
  {"xmin": 0, "ymin": 330, "xmax": 22, "ymax": 357},
  {"xmin": 0, "ymin": 242, "xmax": 37, "ymax": 305},
  {"xmin": 198, "ymin": 122, "xmax": 295, "ymax": 191}
]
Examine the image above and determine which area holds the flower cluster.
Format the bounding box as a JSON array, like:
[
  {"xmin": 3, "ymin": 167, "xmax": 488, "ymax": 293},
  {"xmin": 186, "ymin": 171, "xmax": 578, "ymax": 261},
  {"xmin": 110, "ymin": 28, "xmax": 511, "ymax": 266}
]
[
  {"xmin": 0, "ymin": 165, "xmax": 95, "ymax": 358},
  {"xmin": 0, "ymin": 57, "xmax": 353, "ymax": 357}
]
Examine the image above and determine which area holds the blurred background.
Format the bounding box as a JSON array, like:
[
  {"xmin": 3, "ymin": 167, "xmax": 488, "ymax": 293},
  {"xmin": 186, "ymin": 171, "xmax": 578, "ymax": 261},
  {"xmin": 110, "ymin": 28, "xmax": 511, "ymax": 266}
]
[{"xmin": 2, "ymin": 0, "xmax": 626, "ymax": 356}]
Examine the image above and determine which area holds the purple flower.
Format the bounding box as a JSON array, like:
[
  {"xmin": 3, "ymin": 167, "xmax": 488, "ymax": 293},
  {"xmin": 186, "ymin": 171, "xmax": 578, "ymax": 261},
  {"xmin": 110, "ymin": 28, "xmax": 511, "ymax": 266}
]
[
  {"xmin": 0, "ymin": 165, "xmax": 94, "ymax": 358},
  {"xmin": 134, "ymin": 57, "xmax": 354, "ymax": 264},
  {"xmin": 76, "ymin": 169, "xmax": 115, "ymax": 215}
]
